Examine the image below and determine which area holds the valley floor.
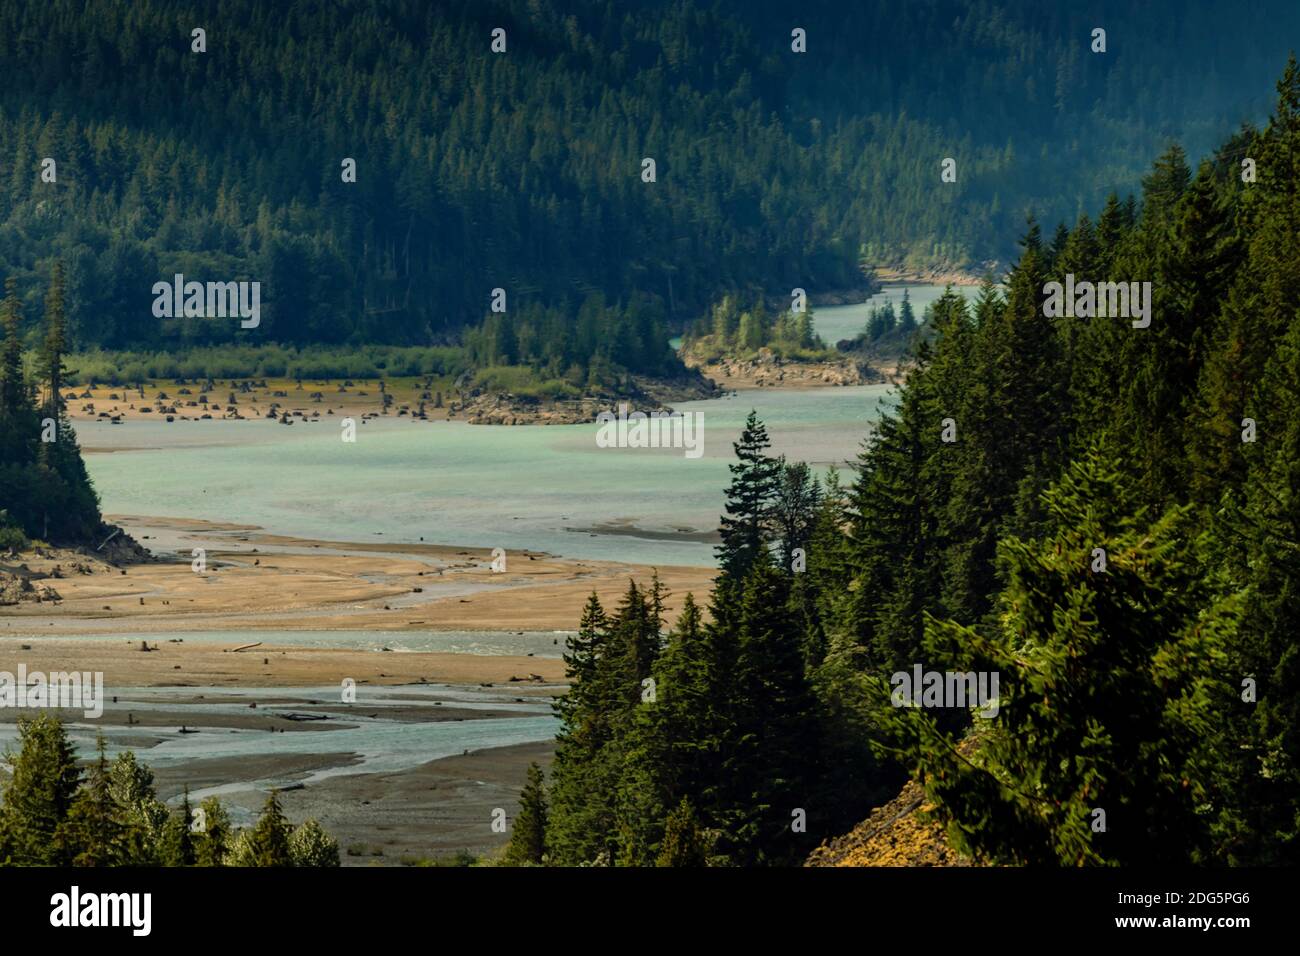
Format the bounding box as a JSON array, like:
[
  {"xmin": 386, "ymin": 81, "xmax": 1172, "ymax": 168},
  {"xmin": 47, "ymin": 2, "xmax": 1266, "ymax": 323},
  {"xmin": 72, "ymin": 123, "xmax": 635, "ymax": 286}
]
[
  {"xmin": 0, "ymin": 517, "xmax": 714, "ymax": 864},
  {"xmin": 1, "ymin": 515, "xmax": 714, "ymax": 635}
]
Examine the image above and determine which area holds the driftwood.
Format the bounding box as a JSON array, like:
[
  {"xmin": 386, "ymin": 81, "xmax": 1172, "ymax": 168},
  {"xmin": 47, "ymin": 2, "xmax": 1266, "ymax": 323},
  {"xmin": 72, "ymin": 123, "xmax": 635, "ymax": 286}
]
[
  {"xmin": 279, "ymin": 712, "xmax": 329, "ymax": 722},
  {"xmin": 229, "ymin": 641, "xmax": 263, "ymax": 653}
]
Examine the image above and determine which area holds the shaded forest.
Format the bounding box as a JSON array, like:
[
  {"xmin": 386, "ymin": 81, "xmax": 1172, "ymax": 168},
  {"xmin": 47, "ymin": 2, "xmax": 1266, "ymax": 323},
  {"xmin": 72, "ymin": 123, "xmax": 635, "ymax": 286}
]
[
  {"xmin": 0, "ymin": 260, "xmax": 100, "ymax": 544},
  {"xmin": 510, "ymin": 59, "xmax": 1300, "ymax": 867},
  {"xmin": 0, "ymin": 0, "xmax": 1295, "ymax": 350}
]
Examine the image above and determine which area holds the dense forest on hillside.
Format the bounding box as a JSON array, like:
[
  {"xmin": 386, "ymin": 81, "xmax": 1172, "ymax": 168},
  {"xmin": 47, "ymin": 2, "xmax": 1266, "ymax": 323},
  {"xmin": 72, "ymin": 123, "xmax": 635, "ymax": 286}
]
[
  {"xmin": 843, "ymin": 289, "xmax": 922, "ymax": 358},
  {"xmin": 681, "ymin": 294, "xmax": 830, "ymax": 362},
  {"xmin": 0, "ymin": 260, "xmax": 100, "ymax": 544},
  {"xmin": 0, "ymin": 0, "xmax": 1296, "ymax": 351},
  {"xmin": 509, "ymin": 59, "xmax": 1300, "ymax": 867}
]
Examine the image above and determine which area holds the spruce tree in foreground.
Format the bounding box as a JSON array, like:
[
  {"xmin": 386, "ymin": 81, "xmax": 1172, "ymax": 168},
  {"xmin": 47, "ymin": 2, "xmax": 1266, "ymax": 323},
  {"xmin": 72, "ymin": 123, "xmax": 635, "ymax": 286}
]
[
  {"xmin": 108, "ymin": 750, "xmax": 167, "ymax": 864},
  {"xmin": 716, "ymin": 410, "xmax": 780, "ymax": 584},
  {"xmin": 55, "ymin": 737, "xmax": 129, "ymax": 867},
  {"xmin": 243, "ymin": 791, "xmax": 294, "ymax": 867},
  {"xmin": 193, "ymin": 797, "xmax": 233, "ymax": 867},
  {"xmin": 885, "ymin": 451, "xmax": 1233, "ymax": 865},
  {"xmin": 158, "ymin": 789, "xmax": 197, "ymax": 867},
  {"xmin": 717, "ymin": 562, "xmax": 819, "ymax": 865},
  {"xmin": 0, "ymin": 714, "xmax": 81, "ymax": 865},
  {"xmin": 503, "ymin": 762, "xmax": 549, "ymax": 866},
  {"xmin": 546, "ymin": 593, "xmax": 614, "ymax": 864},
  {"xmin": 614, "ymin": 592, "xmax": 721, "ymax": 861}
]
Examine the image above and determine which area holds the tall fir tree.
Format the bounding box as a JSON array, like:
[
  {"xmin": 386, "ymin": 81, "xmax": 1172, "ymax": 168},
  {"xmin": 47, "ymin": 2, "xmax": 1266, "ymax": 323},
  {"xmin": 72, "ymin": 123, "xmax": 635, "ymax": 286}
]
[
  {"xmin": 0, "ymin": 715, "xmax": 81, "ymax": 865},
  {"xmin": 716, "ymin": 411, "xmax": 781, "ymax": 584},
  {"xmin": 885, "ymin": 451, "xmax": 1233, "ymax": 865},
  {"xmin": 244, "ymin": 791, "xmax": 294, "ymax": 867},
  {"xmin": 54, "ymin": 736, "xmax": 129, "ymax": 867},
  {"xmin": 503, "ymin": 762, "xmax": 549, "ymax": 866}
]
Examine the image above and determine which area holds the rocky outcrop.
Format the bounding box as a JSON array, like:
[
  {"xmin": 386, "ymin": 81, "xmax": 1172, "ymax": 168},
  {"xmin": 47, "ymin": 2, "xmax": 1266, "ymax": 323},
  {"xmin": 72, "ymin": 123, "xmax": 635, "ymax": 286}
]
[
  {"xmin": 807, "ymin": 736, "xmax": 989, "ymax": 867},
  {"xmin": 0, "ymin": 571, "xmax": 62, "ymax": 605},
  {"xmin": 452, "ymin": 371, "xmax": 721, "ymax": 425},
  {"xmin": 87, "ymin": 524, "xmax": 155, "ymax": 565},
  {"xmin": 805, "ymin": 777, "xmax": 979, "ymax": 867},
  {"xmin": 456, "ymin": 393, "xmax": 607, "ymax": 426},
  {"xmin": 688, "ymin": 348, "xmax": 885, "ymax": 389},
  {"xmin": 0, "ymin": 525, "xmax": 153, "ymax": 604}
]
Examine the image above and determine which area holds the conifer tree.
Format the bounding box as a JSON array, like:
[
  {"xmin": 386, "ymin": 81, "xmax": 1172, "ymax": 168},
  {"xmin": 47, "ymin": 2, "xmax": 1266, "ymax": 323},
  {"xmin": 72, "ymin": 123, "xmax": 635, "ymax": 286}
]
[
  {"xmin": 0, "ymin": 263, "xmax": 99, "ymax": 542},
  {"xmin": 39, "ymin": 261, "xmax": 67, "ymax": 417},
  {"xmin": 797, "ymin": 467, "xmax": 854, "ymax": 669},
  {"xmin": 774, "ymin": 460, "xmax": 821, "ymax": 573},
  {"xmin": 612, "ymin": 578, "xmax": 662, "ymax": 697},
  {"xmin": 193, "ymin": 797, "xmax": 233, "ymax": 867},
  {"xmin": 54, "ymin": 736, "xmax": 128, "ymax": 867},
  {"xmin": 716, "ymin": 411, "xmax": 780, "ymax": 584},
  {"xmin": 158, "ymin": 789, "xmax": 197, "ymax": 867},
  {"xmin": 1116, "ymin": 159, "xmax": 1238, "ymax": 507},
  {"xmin": 0, "ymin": 714, "xmax": 81, "ymax": 865},
  {"xmin": 656, "ymin": 798, "xmax": 710, "ymax": 867},
  {"xmin": 1140, "ymin": 143, "xmax": 1192, "ymax": 227},
  {"xmin": 886, "ymin": 451, "xmax": 1233, "ymax": 865},
  {"xmin": 0, "ymin": 277, "xmax": 25, "ymax": 420},
  {"xmin": 546, "ymin": 593, "xmax": 614, "ymax": 864},
  {"xmin": 843, "ymin": 351, "xmax": 943, "ymax": 671},
  {"xmin": 503, "ymin": 762, "xmax": 549, "ymax": 866},
  {"xmin": 108, "ymin": 750, "xmax": 167, "ymax": 864},
  {"xmin": 897, "ymin": 287, "xmax": 917, "ymax": 334},
  {"xmin": 716, "ymin": 562, "xmax": 819, "ymax": 865},
  {"xmin": 547, "ymin": 586, "xmax": 662, "ymax": 864},
  {"xmin": 245, "ymin": 791, "xmax": 294, "ymax": 866},
  {"xmin": 614, "ymin": 593, "xmax": 721, "ymax": 860}
]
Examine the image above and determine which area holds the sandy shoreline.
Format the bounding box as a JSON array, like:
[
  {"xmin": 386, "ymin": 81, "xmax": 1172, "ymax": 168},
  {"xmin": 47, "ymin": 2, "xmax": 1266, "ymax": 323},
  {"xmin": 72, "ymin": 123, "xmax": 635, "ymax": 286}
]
[
  {"xmin": 60, "ymin": 377, "xmax": 454, "ymax": 426},
  {"xmin": 0, "ymin": 638, "xmax": 568, "ymax": 688},
  {"xmin": 1, "ymin": 514, "xmax": 716, "ymax": 639},
  {"xmin": 0, "ymin": 417, "xmax": 724, "ymax": 863},
  {"xmin": 0, "ymin": 510, "xmax": 711, "ymax": 863},
  {"xmin": 60, "ymin": 372, "xmax": 721, "ymax": 429},
  {"xmin": 0, "ymin": 508, "xmax": 714, "ymax": 865}
]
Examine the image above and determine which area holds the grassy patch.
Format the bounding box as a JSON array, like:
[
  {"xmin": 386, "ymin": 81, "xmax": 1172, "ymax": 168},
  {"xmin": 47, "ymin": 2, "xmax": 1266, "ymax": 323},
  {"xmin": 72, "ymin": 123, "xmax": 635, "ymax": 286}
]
[
  {"xmin": 472, "ymin": 365, "xmax": 582, "ymax": 400},
  {"xmin": 57, "ymin": 345, "xmax": 473, "ymax": 387}
]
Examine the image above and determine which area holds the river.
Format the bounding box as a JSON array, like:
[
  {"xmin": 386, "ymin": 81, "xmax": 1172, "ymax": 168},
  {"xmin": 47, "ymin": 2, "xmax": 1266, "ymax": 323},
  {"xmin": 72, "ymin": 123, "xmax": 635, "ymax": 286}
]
[
  {"xmin": 81, "ymin": 283, "xmax": 968, "ymax": 569},
  {"xmin": 2, "ymin": 283, "xmax": 970, "ymax": 814}
]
